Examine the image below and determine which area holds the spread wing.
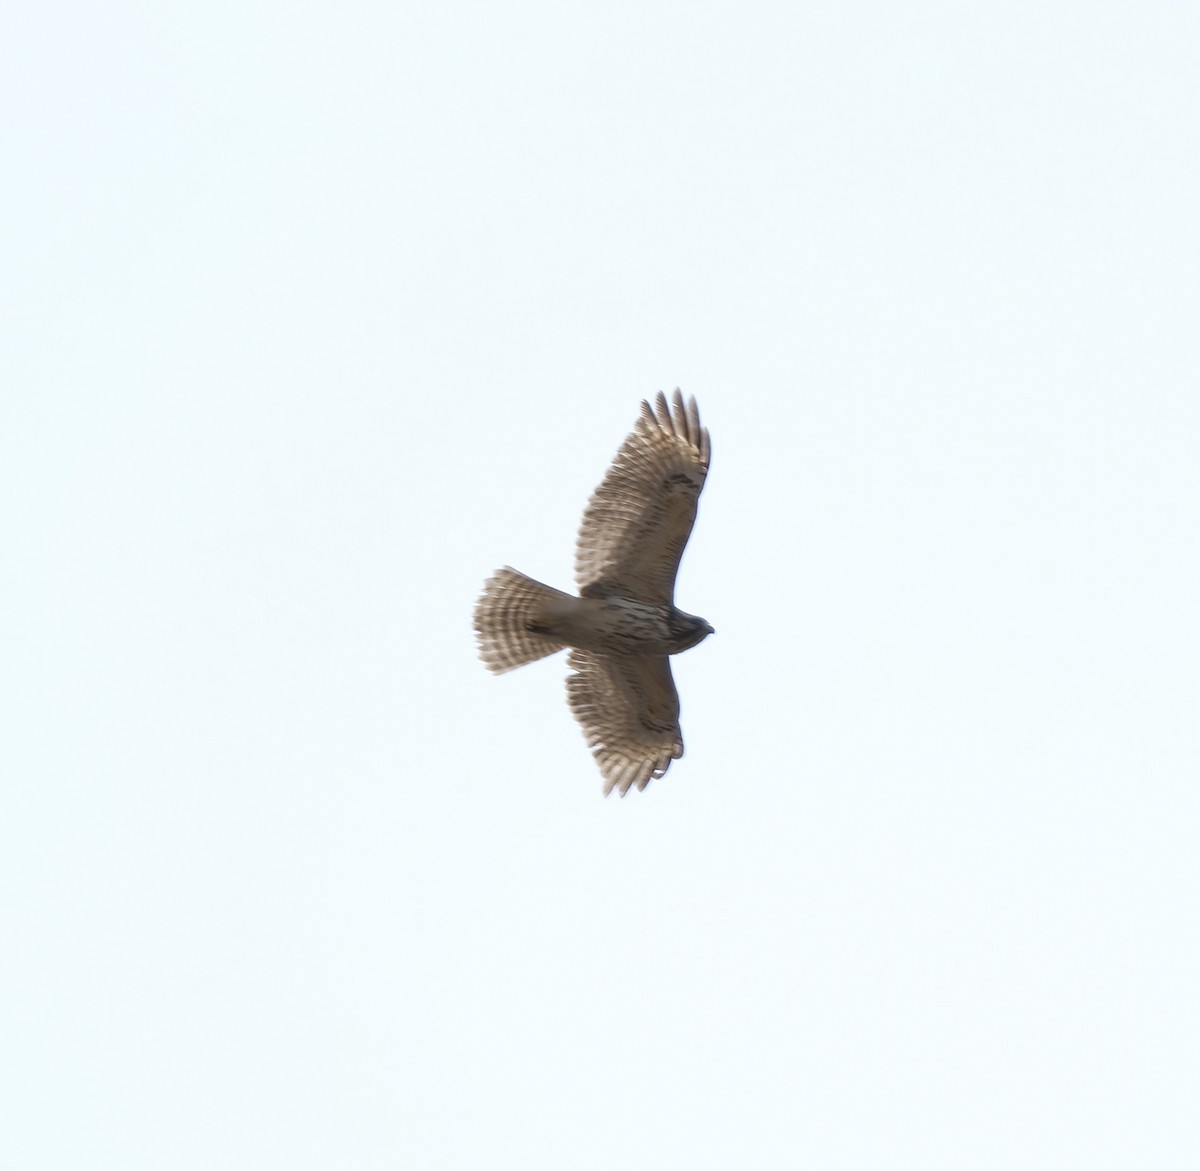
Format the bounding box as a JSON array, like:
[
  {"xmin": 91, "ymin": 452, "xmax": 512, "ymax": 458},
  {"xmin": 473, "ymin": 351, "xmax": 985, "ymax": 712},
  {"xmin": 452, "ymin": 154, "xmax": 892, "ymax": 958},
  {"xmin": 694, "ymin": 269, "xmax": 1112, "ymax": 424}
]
[
  {"xmin": 575, "ymin": 390, "xmax": 711, "ymax": 604},
  {"xmin": 566, "ymin": 649, "xmax": 684, "ymax": 796}
]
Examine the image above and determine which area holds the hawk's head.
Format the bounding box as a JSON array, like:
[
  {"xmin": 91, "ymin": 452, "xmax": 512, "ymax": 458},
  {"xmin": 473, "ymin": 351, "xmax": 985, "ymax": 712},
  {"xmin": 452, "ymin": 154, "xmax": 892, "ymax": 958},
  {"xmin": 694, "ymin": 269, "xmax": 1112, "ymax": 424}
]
[{"xmin": 667, "ymin": 607, "xmax": 714, "ymax": 653}]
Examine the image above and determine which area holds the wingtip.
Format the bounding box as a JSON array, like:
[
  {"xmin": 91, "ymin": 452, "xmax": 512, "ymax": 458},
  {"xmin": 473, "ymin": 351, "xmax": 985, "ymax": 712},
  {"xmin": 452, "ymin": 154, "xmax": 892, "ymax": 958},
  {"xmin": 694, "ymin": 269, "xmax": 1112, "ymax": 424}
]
[{"xmin": 643, "ymin": 388, "xmax": 707, "ymax": 455}]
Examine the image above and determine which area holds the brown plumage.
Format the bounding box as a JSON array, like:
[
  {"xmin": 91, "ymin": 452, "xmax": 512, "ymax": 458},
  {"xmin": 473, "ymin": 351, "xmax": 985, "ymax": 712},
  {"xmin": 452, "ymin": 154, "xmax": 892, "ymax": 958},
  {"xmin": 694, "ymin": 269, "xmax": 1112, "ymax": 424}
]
[{"xmin": 474, "ymin": 390, "xmax": 713, "ymax": 796}]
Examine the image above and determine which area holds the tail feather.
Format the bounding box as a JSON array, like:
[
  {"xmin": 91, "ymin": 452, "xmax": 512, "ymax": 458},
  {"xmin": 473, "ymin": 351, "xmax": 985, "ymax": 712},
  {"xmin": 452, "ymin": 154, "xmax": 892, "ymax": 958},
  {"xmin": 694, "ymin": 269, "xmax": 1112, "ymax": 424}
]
[{"xmin": 474, "ymin": 567, "xmax": 571, "ymax": 673}]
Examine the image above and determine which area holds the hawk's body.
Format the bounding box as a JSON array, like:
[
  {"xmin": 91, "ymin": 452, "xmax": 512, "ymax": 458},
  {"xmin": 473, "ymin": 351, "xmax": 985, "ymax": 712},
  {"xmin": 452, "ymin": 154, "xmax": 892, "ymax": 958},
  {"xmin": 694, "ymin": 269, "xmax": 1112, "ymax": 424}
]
[{"xmin": 474, "ymin": 391, "xmax": 712, "ymax": 796}]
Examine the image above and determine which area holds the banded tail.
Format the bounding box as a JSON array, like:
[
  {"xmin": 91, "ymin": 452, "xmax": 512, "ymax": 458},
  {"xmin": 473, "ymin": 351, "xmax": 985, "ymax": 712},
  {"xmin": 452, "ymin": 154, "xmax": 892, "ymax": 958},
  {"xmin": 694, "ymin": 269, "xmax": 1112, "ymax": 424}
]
[{"xmin": 474, "ymin": 567, "xmax": 573, "ymax": 673}]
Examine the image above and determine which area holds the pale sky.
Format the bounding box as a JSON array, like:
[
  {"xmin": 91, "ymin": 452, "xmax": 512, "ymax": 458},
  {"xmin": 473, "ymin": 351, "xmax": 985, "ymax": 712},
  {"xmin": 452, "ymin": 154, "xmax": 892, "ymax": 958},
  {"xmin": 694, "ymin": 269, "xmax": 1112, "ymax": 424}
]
[{"xmin": 3, "ymin": 2, "xmax": 1198, "ymax": 1168}]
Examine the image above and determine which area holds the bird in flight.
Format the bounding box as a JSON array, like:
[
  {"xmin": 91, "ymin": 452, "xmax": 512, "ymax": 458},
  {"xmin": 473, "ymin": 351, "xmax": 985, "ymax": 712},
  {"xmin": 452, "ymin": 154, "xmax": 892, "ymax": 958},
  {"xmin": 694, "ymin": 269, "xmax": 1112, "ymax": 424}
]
[{"xmin": 474, "ymin": 390, "xmax": 713, "ymax": 796}]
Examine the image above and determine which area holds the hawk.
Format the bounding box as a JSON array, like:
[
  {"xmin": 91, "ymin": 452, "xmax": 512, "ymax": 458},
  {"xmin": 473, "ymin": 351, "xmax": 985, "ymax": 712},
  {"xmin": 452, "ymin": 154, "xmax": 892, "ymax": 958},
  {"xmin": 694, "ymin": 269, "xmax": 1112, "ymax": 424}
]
[{"xmin": 474, "ymin": 390, "xmax": 713, "ymax": 796}]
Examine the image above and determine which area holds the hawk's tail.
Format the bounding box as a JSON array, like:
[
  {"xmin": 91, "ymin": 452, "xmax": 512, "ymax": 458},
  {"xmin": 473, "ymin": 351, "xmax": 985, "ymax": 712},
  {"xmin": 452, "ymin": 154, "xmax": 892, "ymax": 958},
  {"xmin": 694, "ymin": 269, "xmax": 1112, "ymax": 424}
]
[{"xmin": 474, "ymin": 567, "xmax": 572, "ymax": 674}]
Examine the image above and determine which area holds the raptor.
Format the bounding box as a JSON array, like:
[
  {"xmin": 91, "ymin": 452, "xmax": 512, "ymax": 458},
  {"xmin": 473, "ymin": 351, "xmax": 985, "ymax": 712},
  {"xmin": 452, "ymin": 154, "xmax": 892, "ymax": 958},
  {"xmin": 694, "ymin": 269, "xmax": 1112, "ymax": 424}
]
[{"xmin": 474, "ymin": 391, "xmax": 713, "ymax": 795}]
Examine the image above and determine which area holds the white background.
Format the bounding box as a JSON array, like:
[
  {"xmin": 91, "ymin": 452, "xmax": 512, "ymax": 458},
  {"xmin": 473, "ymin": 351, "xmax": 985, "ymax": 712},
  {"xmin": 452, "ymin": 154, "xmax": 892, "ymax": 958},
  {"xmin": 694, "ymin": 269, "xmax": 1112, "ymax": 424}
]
[{"xmin": 3, "ymin": 2, "xmax": 1197, "ymax": 1167}]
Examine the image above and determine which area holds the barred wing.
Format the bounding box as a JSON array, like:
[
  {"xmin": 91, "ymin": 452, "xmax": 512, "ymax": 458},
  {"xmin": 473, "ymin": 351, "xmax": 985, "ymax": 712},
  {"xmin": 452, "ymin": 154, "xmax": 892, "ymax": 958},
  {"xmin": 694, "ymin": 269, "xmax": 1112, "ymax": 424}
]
[
  {"xmin": 566, "ymin": 649, "xmax": 684, "ymax": 796},
  {"xmin": 575, "ymin": 391, "xmax": 710, "ymax": 604}
]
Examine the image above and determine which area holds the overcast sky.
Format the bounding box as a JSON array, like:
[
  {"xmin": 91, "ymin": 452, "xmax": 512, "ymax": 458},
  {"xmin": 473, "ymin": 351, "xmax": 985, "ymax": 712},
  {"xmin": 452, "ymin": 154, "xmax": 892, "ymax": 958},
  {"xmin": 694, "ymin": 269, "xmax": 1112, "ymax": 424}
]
[{"xmin": 3, "ymin": 2, "xmax": 1198, "ymax": 1168}]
